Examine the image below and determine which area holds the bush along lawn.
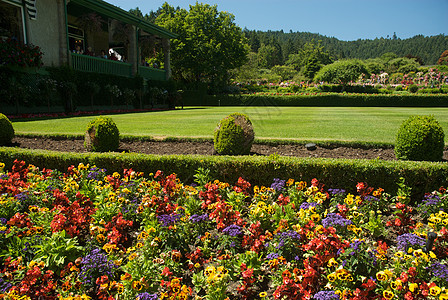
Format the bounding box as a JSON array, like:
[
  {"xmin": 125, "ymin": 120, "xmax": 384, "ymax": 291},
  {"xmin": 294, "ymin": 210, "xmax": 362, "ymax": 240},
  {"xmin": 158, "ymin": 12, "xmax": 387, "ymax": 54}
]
[{"xmin": 0, "ymin": 160, "xmax": 447, "ymax": 300}]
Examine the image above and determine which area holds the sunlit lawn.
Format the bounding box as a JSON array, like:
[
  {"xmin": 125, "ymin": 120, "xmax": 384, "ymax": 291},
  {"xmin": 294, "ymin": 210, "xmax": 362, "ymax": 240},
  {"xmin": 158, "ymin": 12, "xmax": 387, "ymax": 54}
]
[{"xmin": 12, "ymin": 106, "xmax": 448, "ymax": 144}]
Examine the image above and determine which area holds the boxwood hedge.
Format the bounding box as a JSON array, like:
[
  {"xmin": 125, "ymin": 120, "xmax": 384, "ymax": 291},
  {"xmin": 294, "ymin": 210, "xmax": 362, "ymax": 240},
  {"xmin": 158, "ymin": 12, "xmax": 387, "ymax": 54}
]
[{"xmin": 1, "ymin": 147, "xmax": 447, "ymax": 204}]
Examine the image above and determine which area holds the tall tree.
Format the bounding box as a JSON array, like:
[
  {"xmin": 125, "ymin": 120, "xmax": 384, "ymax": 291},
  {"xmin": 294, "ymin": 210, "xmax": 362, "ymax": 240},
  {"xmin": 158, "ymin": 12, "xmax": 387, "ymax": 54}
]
[
  {"xmin": 155, "ymin": 2, "xmax": 249, "ymax": 87},
  {"xmin": 438, "ymin": 50, "xmax": 448, "ymax": 65},
  {"xmin": 285, "ymin": 41, "xmax": 333, "ymax": 79}
]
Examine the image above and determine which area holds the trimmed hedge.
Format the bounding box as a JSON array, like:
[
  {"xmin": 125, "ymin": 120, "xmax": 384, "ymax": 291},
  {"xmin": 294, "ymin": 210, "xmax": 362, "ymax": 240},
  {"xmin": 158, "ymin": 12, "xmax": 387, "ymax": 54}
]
[
  {"xmin": 183, "ymin": 93, "xmax": 448, "ymax": 107},
  {"xmin": 1, "ymin": 147, "xmax": 447, "ymax": 204}
]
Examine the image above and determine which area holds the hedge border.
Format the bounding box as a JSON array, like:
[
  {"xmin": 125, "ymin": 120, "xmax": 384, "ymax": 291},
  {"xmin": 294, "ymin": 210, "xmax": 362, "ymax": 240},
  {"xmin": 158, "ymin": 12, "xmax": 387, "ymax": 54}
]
[
  {"xmin": 1, "ymin": 147, "xmax": 447, "ymax": 203},
  {"xmin": 183, "ymin": 94, "xmax": 448, "ymax": 107}
]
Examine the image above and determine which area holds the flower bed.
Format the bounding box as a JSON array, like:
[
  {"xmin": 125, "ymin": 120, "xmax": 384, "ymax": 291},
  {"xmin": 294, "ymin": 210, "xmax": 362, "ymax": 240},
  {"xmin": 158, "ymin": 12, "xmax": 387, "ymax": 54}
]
[{"xmin": 0, "ymin": 160, "xmax": 447, "ymax": 300}]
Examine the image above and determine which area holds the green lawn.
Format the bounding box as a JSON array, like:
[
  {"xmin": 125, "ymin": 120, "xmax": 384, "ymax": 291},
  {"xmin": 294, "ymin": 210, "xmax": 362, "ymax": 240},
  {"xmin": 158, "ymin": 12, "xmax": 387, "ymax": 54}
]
[{"xmin": 12, "ymin": 106, "xmax": 448, "ymax": 144}]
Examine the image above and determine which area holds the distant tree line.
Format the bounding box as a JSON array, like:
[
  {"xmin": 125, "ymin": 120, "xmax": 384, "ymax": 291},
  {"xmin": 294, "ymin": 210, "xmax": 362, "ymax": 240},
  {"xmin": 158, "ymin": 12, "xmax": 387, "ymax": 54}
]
[{"xmin": 243, "ymin": 30, "xmax": 448, "ymax": 66}]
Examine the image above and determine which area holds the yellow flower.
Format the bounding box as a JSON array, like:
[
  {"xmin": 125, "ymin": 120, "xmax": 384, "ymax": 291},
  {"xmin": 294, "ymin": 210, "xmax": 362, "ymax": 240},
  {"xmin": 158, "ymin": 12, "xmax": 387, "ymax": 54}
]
[
  {"xmin": 390, "ymin": 279, "xmax": 402, "ymax": 290},
  {"xmin": 204, "ymin": 266, "xmax": 216, "ymax": 277},
  {"xmin": 96, "ymin": 234, "xmax": 106, "ymax": 243},
  {"xmin": 327, "ymin": 273, "xmax": 337, "ymax": 282},
  {"xmin": 439, "ymin": 293, "xmax": 448, "ymax": 300},
  {"xmin": 102, "ymin": 243, "xmax": 118, "ymax": 254},
  {"xmin": 430, "ymin": 285, "xmax": 441, "ymax": 296},
  {"xmin": 259, "ymin": 292, "xmax": 268, "ymax": 298},
  {"xmin": 310, "ymin": 214, "xmax": 321, "ymax": 222},
  {"xmin": 409, "ymin": 282, "xmax": 418, "ymax": 293},
  {"xmin": 394, "ymin": 251, "xmax": 404, "ymax": 258},
  {"xmin": 344, "ymin": 194, "xmax": 354, "ymax": 205},
  {"xmin": 383, "ymin": 290, "xmax": 394, "ymax": 300},
  {"xmin": 376, "ymin": 271, "xmax": 389, "ymax": 281},
  {"xmin": 120, "ymin": 273, "xmax": 132, "ymax": 281},
  {"xmin": 327, "ymin": 258, "xmax": 338, "ymax": 268},
  {"xmin": 132, "ymin": 280, "xmax": 143, "ymax": 291},
  {"xmin": 336, "ymin": 269, "xmax": 350, "ymax": 281}
]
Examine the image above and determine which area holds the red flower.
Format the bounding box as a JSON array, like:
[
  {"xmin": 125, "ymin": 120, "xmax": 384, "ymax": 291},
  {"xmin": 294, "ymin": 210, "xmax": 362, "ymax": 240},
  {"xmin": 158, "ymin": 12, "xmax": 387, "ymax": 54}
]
[{"xmin": 161, "ymin": 266, "xmax": 173, "ymax": 277}]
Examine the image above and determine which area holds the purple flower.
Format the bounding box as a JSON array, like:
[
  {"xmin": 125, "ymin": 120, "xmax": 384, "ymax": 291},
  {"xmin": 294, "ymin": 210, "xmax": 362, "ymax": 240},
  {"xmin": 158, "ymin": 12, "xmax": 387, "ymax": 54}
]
[
  {"xmin": 157, "ymin": 213, "xmax": 181, "ymax": 227},
  {"xmin": 0, "ymin": 277, "xmax": 13, "ymax": 293},
  {"xmin": 189, "ymin": 213, "xmax": 209, "ymax": 223},
  {"xmin": 15, "ymin": 192, "xmax": 29, "ymax": 202},
  {"xmin": 271, "ymin": 178, "xmax": 286, "ymax": 192},
  {"xmin": 266, "ymin": 252, "xmax": 280, "ymax": 260},
  {"xmin": 276, "ymin": 230, "xmax": 301, "ymax": 248},
  {"xmin": 299, "ymin": 202, "xmax": 319, "ymax": 210},
  {"xmin": 78, "ymin": 248, "xmax": 118, "ymax": 285},
  {"xmin": 322, "ymin": 213, "xmax": 352, "ymax": 228},
  {"xmin": 364, "ymin": 195, "xmax": 380, "ymax": 202},
  {"xmin": 350, "ymin": 239, "xmax": 364, "ymax": 252},
  {"xmin": 222, "ymin": 224, "xmax": 242, "ymax": 236},
  {"xmin": 313, "ymin": 290, "xmax": 340, "ymax": 300},
  {"xmin": 418, "ymin": 194, "xmax": 441, "ymax": 214},
  {"xmin": 137, "ymin": 292, "xmax": 159, "ymax": 300},
  {"xmin": 396, "ymin": 233, "xmax": 425, "ymax": 251},
  {"xmin": 328, "ymin": 189, "xmax": 346, "ymax": 196},
  {"xmin": 429, "ymin": 262, "xmax": 448, "ymax": 280}
]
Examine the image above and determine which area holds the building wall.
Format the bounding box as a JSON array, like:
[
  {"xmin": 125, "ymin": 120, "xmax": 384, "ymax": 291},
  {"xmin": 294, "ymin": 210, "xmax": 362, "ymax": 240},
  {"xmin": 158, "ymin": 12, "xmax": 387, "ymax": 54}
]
[{"xmin": 27, "ymin": 0, "xmax": 67, "ymax": 66}]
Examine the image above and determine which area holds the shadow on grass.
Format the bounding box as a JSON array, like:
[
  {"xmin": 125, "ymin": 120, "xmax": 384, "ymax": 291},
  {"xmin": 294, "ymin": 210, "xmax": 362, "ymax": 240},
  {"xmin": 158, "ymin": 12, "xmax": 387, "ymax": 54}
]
[{"xmin": 9, "ymin": 107, "xmax": 207, "ymax": 122}]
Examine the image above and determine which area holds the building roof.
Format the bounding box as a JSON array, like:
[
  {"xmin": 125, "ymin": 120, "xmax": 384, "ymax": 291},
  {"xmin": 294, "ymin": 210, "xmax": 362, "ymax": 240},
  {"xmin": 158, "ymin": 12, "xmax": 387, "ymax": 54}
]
[{"xmin": 69, "ymin": 0, "xmax": 177, "ymax": 39}]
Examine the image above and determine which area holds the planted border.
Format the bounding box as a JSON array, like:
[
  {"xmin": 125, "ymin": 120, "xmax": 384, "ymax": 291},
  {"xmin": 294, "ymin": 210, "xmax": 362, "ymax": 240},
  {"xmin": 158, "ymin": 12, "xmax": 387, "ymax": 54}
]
[
  {"xmin": 1, "ymin": 147, "xmax": 447, "ymax": 203},
  {"xmin": 183, "ymin": 94, "xmax": 448, "ymax": 107}
]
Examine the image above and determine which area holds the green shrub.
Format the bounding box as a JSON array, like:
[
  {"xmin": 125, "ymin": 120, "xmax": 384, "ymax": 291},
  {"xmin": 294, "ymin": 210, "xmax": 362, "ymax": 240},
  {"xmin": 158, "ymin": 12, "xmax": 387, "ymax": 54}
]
[
  {"xmin": 395, "ymin": 115, "xmax": 445, "ymax": 161},
  {"xmin": 0, "ymin": 113, "xmax": 14, "ymax": 145},
  {"xmin": 214, "ymin": 113, "xmax": 254, "ymax": 155},
  {"xmin": 84, "ymin": 117, "xmax": 120, "ymax": 152},
  {"xmin": 2, "ymin": 146, "xmax": 448, "ymax": 203},
  {"xmin": 408, "ymin": 84, "xmax": 419, "ymax": 93}
]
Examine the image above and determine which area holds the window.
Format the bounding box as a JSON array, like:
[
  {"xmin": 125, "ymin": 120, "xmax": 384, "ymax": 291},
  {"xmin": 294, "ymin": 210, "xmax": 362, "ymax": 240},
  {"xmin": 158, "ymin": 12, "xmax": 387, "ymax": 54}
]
[
  {"xmin": 68, "ymin": 24, "xmax": 84, "ymax": 52},
  {"xmin": 0, "ymin": 1, "xmax": 25, "ymax": 43}
]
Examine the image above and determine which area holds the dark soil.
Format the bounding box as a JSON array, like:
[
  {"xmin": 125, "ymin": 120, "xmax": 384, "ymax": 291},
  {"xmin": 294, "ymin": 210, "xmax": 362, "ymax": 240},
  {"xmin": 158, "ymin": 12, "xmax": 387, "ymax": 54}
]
[{"xmin": 9, "ymin": 136, "xmax": 448, "ymax": 161}]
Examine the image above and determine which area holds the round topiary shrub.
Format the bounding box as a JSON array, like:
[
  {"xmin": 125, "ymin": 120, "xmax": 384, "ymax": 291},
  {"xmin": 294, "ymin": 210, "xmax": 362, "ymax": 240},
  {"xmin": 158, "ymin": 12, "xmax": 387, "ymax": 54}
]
[
  {"xmin": 395, "ymin": 115, "xmax": 445, "ymax": 161},
  {"xmin": 408, "ymin": 84, "xmax": 419, "ymax": 93},
  {"xmin": 84, "ymin": 116, "xmax": 120, "ymax": 152},
  {"xmin": 214, "ymin": 113, "xmax": 254, "ymax": 155},
  {"xmin": 0, "ymin": 113, "xmax": 14, "ymax": 145}
]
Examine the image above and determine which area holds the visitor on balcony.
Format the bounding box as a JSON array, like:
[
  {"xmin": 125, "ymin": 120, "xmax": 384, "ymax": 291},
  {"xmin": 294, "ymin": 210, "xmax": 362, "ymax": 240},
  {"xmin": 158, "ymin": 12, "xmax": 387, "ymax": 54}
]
[
  {"xmin": 99, "ymin": 50, "xmax": 107, "ymax": 59},
  {"xmin": 85, "ymin": 47, "xmax": 95, "ymax": 56},
  {"xmin": 109, "ymin": 52, "xmax": 118, "ymax": 61},
  {"xmin": 73, "ymin": 45, "xmax": 83, "ymax": 54}
]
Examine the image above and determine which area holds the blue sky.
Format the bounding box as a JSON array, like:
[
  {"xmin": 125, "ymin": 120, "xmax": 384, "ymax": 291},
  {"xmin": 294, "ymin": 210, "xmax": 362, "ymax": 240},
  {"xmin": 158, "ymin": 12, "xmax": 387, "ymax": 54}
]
[{"xmin": 106, "ymin": 0, "xmax": 448, "ymax": 41}]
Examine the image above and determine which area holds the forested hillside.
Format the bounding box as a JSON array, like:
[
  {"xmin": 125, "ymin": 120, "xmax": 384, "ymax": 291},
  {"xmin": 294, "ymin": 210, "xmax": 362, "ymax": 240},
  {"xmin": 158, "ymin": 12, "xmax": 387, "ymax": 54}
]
[{"xmin": 244, "ymin": 30, "xmax": 448, "ymax": 65}]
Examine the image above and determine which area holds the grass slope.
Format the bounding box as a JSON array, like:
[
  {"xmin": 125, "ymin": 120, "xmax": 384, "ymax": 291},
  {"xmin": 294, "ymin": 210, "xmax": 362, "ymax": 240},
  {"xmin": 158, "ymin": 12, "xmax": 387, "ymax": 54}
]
[{"xmin": 12, "ymin": 106, "xmax": 448, "ymax": 144}]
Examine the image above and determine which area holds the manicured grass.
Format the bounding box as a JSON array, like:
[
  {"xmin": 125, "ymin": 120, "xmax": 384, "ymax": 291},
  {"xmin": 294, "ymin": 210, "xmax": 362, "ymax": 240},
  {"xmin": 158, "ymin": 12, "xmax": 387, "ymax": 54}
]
[{"xmin": 12, "ymin": 106, "xmax": 448, "ymax": 144}]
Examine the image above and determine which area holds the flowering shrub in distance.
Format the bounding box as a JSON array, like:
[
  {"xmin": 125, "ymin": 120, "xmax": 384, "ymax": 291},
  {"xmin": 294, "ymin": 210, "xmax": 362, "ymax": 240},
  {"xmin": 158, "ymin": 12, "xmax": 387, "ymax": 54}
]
[
  {"xmin": 0, "ymin": 38, "xmax": 43, "ymax": 68},
  {"xmin": 0, "ymin": 160, "xmax": 447, "ymax": 299}
]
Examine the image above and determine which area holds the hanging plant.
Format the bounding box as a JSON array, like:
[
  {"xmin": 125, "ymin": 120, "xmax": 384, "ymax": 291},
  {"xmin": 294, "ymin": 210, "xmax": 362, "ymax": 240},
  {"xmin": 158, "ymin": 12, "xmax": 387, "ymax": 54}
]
[
  {"xmin": 139, "ymin": 35, "xmax": 161, "ymax": 58},
  {"xmin": 77, "ymin": 13, "xmax": 105, "ymax": 34}
]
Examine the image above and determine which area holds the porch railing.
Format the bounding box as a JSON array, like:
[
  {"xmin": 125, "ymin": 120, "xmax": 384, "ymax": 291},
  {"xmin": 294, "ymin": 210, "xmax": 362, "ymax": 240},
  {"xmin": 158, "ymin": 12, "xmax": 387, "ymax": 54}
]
[
  {"xmin": 138, "ymin": 66, "xmax": 166, "ymax": 81},
  {"xmin": 71, "ymin": 53, "xmax": 133, "ymax": 78},
  {"xmin": 70, "ymin": 53, "xmax": 167, "ymax": 81}
]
